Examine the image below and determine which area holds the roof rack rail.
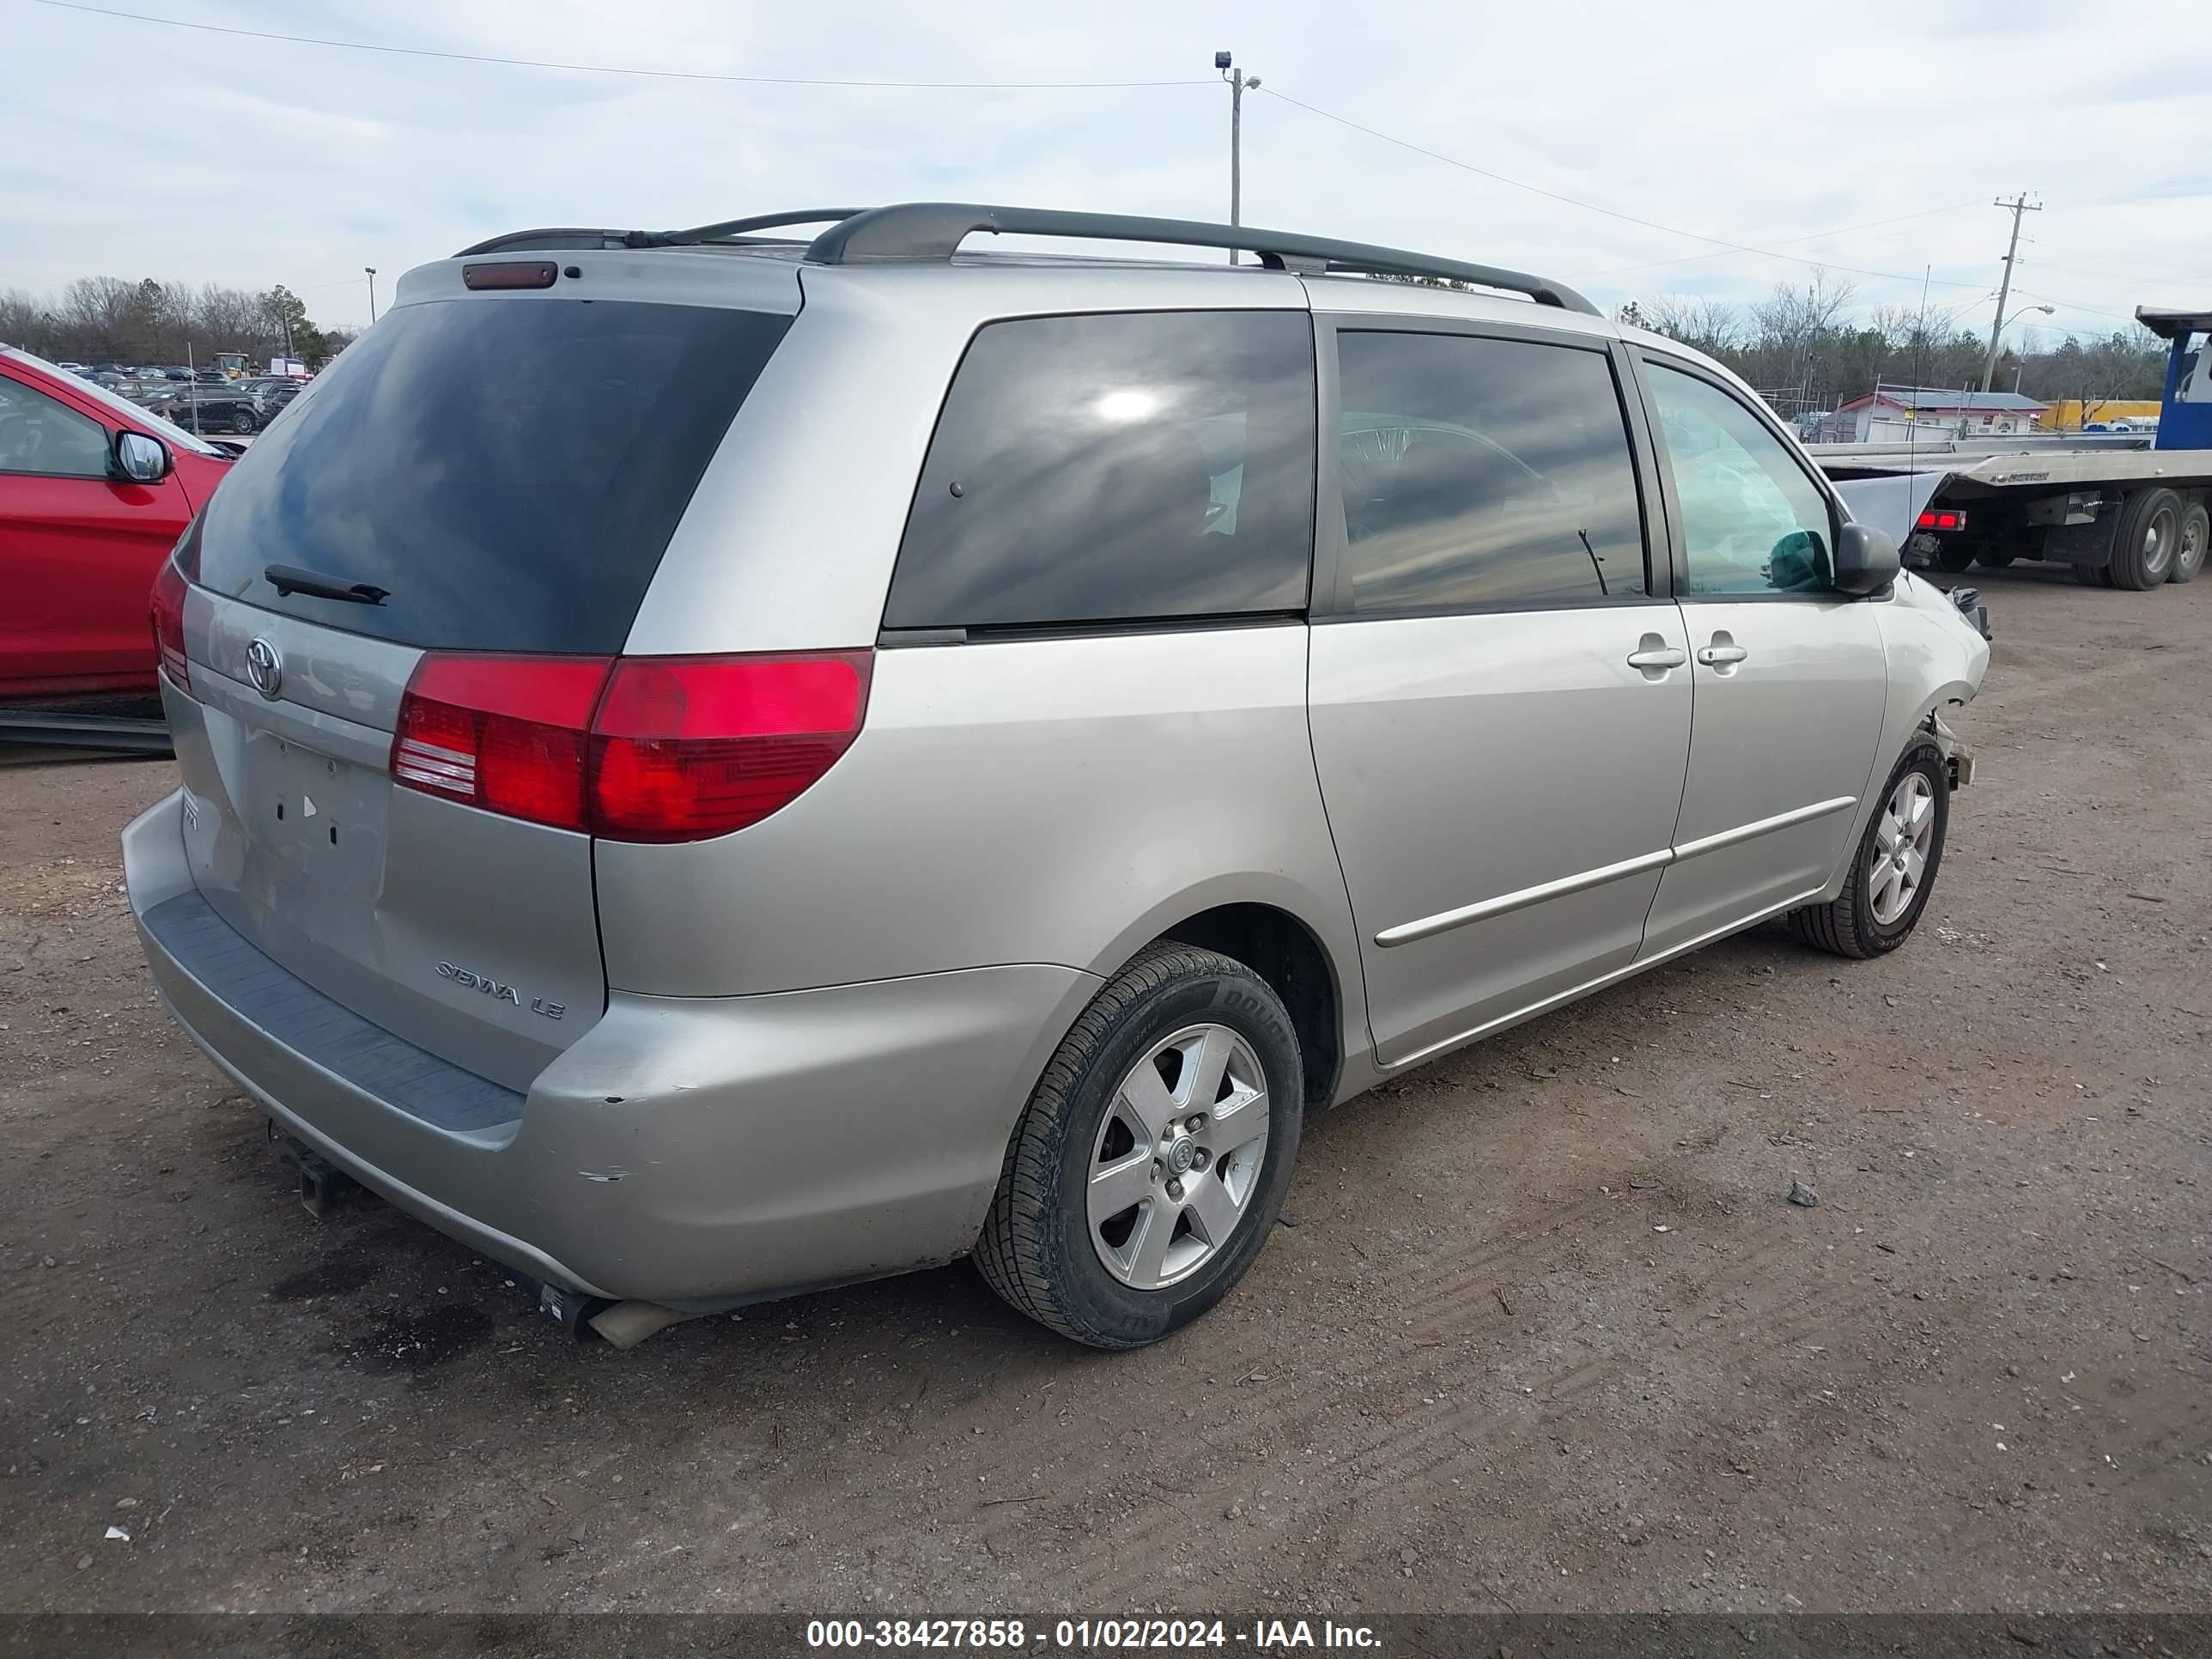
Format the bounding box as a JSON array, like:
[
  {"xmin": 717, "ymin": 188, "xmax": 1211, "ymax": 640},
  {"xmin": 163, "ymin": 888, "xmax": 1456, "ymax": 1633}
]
[
  {"xmin": 453, "ymin": 228, "xmax": 633, "ymax": 257},
  {"xmin": 454, "ymin": 210, "xmax": 866, "ymax": 258},
  {"xmin": 641, "ymin": 208, "xmax": 867, "ymax": 247},
  {"xmin": 801, "ymin": 203, "xmax": 1600, "ymax": 316}
]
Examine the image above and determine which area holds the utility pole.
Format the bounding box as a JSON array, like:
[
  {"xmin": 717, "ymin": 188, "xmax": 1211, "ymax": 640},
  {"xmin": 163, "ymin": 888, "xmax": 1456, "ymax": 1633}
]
[
  {"xmin": 1214, "ymin": 52, "xmax": 1259, "ymax": 263},
  {"xmin": 365, "ymin": 266, "xmax": 379, "ymax": 325},
  {"xmin": 1980, "ymin": 192, "xmax": 2041, "ymax": 393}
]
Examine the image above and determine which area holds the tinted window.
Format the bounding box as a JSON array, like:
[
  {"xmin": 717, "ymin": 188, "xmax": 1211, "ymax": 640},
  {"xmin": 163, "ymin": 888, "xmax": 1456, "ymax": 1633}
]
[
  {"xmin": 886, "ymin": 311, "xmax": 1315, "ymax": 630},
  {"xmin": 1335, "ymin": 331, "xmax": 1649, "ymax": 612},
  {"xmin": 1646, "ymin": 363, "xmax": 1834, "ymax": 596},
  {"xmin": 195, "ymin": 298, "xmax": 792, "ymax": 652},
  {"xmin": 0, "ymin": 374, "xmax": 111, "ymax": 478}
]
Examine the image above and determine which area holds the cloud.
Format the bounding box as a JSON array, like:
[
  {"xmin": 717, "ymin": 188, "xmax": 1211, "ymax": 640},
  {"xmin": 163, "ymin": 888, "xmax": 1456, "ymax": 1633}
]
[{"xmin": 3, "ymin": 0, "xmax": 2205, "ymax": 337}]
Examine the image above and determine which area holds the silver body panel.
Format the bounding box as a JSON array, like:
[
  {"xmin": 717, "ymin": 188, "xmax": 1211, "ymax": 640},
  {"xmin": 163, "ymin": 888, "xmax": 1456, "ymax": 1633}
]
[
  {"xmin": 1638, "ymin": 598, "xmax": 1888, "ymax": 955},
  {"xmin": 1308, "ymin": 607, "xmax": 1692, "ymax": 1066},
  {"xmin": 172, "ymin": 592, "xmax": 605, "ymax": 1091},
  {"xmin": 125, "ymin": 248, "xmax": 1988, "ymax": 1311},
  {"xmin": 594, "ymin": 625, "xmax": 1358, "ymax": 1006}
]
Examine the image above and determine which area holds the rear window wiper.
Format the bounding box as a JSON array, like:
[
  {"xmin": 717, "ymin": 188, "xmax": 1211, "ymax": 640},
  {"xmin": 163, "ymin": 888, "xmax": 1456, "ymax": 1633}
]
[{"xmin": 264, "ymin": 563, "xmax": 391, "ymax": 606}]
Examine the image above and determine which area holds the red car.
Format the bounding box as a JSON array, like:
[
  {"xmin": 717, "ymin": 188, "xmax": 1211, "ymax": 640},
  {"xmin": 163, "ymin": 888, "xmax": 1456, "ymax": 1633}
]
[{"xmin": 1, "ymin": 346, "xmax": 234, "ymax": 702}]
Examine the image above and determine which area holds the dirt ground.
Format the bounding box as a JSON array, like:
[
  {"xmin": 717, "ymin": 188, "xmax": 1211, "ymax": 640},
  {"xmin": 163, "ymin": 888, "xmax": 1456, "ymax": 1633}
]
[{"xmin": 3, "ymin": 566, "xmax": 2208, "ymax": 1620}]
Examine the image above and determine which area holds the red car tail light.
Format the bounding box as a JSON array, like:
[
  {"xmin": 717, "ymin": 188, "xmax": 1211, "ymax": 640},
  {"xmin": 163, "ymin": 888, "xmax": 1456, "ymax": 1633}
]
[
  {"xmin": 461, "ymin": 261, "xmax": 560, "ymax": 290},
  {"xmin": 591, "ymin": 652, "xmax": 874, "ymax": 842},
  {"xmin": 150, "ymin": 557, "xmax": 190, "ymax": 690},
  {"xmin": 393, "ymin": 655, "xmax": 612, "ymax": 832},
  {"xmin": 390, "ymin": 650, "xmax": 872, "ymax": 842},
  {"xmin": 1916, "ymin": 508, "xmax": 1966, "ymax": 532}
]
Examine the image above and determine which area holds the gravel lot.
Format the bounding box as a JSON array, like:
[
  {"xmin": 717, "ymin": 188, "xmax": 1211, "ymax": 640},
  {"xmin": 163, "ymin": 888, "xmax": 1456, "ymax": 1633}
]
[{"xmin": 3, "ymin": 567, "xmax": 2207, "ymax": 1618}]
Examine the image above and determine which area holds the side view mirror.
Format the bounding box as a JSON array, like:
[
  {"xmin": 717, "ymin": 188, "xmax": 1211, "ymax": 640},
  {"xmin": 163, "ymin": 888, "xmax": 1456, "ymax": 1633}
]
[
  {"xmin": 1832, "ymin": 520, "xmax": 1899, "ymax": 595},
  {"xmin": 114, "ymin": 429, "xmax": 171, "ymax": 484}
]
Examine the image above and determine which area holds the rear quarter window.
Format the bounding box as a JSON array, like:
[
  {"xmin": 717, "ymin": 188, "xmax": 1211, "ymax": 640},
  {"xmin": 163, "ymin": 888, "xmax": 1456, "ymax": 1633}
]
[{"xmin": 885, "ymin": 310, "xmax": 1316, "ymax": 631}]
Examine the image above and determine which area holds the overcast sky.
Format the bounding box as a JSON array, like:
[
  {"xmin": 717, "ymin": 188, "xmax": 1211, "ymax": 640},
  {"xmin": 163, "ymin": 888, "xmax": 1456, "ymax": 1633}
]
[{"xmin": 3, "ymin": 0, "xmax": 2206, "ymax": 343}]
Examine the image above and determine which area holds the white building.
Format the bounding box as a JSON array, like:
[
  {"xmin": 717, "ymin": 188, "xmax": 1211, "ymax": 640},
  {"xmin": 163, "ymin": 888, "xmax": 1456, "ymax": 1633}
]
[{"xmin": 1829, "ymin": 386, "xmax": 2050, "ymax": 442}]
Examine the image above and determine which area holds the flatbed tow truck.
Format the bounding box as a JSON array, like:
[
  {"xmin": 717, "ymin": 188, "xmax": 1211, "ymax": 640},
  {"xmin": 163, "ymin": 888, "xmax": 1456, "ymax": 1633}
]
[{"xmin": 1812, "ymin": 306, "xmax": 2212, "ymax": 591}]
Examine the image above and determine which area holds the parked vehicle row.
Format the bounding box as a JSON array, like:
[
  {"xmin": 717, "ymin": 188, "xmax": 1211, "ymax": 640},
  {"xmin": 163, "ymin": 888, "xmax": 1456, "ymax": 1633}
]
[
  {"xmin": 118, "ymin": 204, "xmax": 1990, "ymax": 1352},
  {"xmin": 149, "ymin": 375, "xmax": 303, "ymax": 434},
  {"xmin": 58, "ymin": 362, "xmax": 226, "ymax": 385}
]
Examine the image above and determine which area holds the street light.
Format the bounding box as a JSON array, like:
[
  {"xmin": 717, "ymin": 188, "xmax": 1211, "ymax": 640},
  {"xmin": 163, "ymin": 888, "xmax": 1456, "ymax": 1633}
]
[
  {"xmin": 1998, "ymin": 302, "xmax": 2053, "ymax": 405},
  {"xmin": 365, "ymin": 267, "xmax": 379, "ymax": 325},
  {"xmin": 1964, "ymin": 306, "xmax": 2054, "ymax": 434},
  {"xmin": 1215, "ymin": 51, "xmax": 1259, "ymax": 264}
]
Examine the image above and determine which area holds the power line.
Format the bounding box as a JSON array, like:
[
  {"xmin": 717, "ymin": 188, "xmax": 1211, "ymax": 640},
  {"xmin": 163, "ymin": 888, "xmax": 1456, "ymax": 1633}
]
[
  {"xmin": 2019, "ymin": 255, "xmax": 2206, "ymax": 288},
  {"xmin": 2008, "ymin": 288, "xmax": 2144, "ymax": 326},
  {"xmin": 27, "ymin": 0, "xmax": 1212, "ymax": 88},
  {"xmin": 1583, "ymin": 201, "xmax": 1986, "ymax": 280},
  {"xmin": 1256, "ymin": 84, "xmax": 2001, "ymax": 291}
]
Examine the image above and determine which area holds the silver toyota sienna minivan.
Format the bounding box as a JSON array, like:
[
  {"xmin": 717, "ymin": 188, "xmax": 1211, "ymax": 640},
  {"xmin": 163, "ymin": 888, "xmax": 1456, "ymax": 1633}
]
[{"xmin": 125, "ymin": 204, "xmax": 1989, "ymax": 1349}]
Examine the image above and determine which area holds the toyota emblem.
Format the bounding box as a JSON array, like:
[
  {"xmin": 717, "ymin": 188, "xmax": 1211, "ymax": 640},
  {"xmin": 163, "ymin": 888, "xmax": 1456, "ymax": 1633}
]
[{"xmin": 244, "ymin": 637, "xmax": 283, "ymax": 700}]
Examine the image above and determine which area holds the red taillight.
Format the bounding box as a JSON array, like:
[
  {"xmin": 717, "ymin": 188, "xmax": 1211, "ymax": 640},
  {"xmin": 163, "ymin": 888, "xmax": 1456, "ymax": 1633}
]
[
  {"xmin": 1917, "ymin": 508, "xmax": 1966, "ymax": 532},
  {"xmin": 393, "ymin": 655, "xmax": 611, "ymax": 832},
  {"xmin": 591, "ymin": 653, "xmax": 873, "ymax": 842},
  {"xmin": 390, "ymin": 650, "xmax": 872, "ymax": 842},
  {"xmin": 150, "ymin": 557, "xmax": 190, "ymax": 689},
  {"xmin": 461, "ymin": 260, "xmax": 559, "ymax": 290}
]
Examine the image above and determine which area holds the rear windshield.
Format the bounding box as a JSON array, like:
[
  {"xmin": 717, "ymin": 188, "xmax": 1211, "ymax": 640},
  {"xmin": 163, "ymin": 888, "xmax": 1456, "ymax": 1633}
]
[{"xmin": 194, "ymin": 296, "xmax": 792, "ymax": 652}]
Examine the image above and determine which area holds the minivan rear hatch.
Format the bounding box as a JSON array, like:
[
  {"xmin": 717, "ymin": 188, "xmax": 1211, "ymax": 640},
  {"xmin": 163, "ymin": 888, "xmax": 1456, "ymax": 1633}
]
[{"xmin": 166, "ymin": 261, "xmax": 799, "ymax": 1092}]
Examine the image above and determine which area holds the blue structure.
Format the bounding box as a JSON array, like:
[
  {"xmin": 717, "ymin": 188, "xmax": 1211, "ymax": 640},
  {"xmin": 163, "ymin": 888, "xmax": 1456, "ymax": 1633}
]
[{"xmin": 2137, "ymin": 307, "xmax": 2212, "ymax": 452}]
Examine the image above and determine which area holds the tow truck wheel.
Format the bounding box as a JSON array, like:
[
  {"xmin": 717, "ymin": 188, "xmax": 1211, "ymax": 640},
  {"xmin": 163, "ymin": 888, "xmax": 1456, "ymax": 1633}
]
[
  {"xmin": 2168, "ymin": 502, "xmax": 2208, "ymax": 585},
  {"xmin": 1973, "ymin": 550, "xmax": 2015, "ymax": 569},
  {"xmin": 2108, "ymin": 487, "xmax": 2182, "ymax": 590},
  {"xmin": 1933, "ymin": 542, "xmax": 1978, "ymax": 573},
  {"xmin": 2073, "ymin": 562, "xmax": 2112, "ymax": 587}
]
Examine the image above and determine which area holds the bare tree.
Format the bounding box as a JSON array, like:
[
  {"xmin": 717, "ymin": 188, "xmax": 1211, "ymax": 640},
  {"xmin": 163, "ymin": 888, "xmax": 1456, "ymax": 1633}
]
[
  {"xmin": 1640, "ymin": 295, "xmax": 1742, "ymax": 356},
  {"xmin": 0, "ymin": 288, "xmax": 47, "ymax": 350},
  {"xmin": 1751, "ymin": 268, "xmax": 1858, "ymax": 347}
]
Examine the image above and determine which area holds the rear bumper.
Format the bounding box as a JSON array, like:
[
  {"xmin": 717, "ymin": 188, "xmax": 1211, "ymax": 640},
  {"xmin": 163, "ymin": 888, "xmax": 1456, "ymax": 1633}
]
[{"xmin": 124, "ymin": 789, "xmax": 1098, "ymax": 1307}]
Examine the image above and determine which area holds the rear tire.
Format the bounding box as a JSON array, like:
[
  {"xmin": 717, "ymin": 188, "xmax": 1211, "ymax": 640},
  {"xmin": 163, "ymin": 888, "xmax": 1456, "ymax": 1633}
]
[
  {"xmin": 2108, "ymin": 487, "xmax": 2181, "ymax": 590},
  {"xmin": 1933, "ymin": 543, "xmax": 1978, "ymax": 573},
  {"xmin": 2074, "ymin": 562, "xmax": 2113, "ymax": 587},
  {"xmin": 1973, "ymin": 550, "xmax": 2015, "ymax": 569},
  {"xmin": 1786, "ymin": 741, "xmax": 1949, "ymax": 960},
  {"xmin": 975, "ymin": 944, "xmax": 1303, "ymax": 1349},
  {"xmin": 229, "ymin": 407, "xmax": 256, "ymax": 434},
  {"xmin": 2168, "ymin": 502, "xmax": 2208, "ymax": 584}
]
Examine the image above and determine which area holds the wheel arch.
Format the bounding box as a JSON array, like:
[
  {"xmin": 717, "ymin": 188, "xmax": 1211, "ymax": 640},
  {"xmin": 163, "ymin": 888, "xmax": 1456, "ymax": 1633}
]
[
  {"xmin": 1823, "ymin": 691, "xmax": 1966, "ymax": 902},
  {"xmin": 1084, "ymin": 875, "xmax": 1364, "ymax": 1111}
]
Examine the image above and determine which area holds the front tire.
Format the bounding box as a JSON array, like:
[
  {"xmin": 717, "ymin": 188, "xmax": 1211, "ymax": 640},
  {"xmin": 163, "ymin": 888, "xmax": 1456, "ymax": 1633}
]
[
  {"xmin": 1786, "ymin": 741, "xmax": 1949, "ymax": 960},
  {"xmin": 975, "ymin": 944, "xmax": 1304, "ymax": 1349}
]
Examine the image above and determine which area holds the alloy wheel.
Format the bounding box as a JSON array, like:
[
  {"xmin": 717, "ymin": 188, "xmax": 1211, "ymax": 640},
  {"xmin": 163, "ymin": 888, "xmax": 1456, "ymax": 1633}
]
[
  {"xmin": 1869, "ymin": 771, "xmax": 1937, "ymax": 926},
  {"xmin": 1087, "ymin": 1023, "xmax": 1270, "ymax": 1291}
]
